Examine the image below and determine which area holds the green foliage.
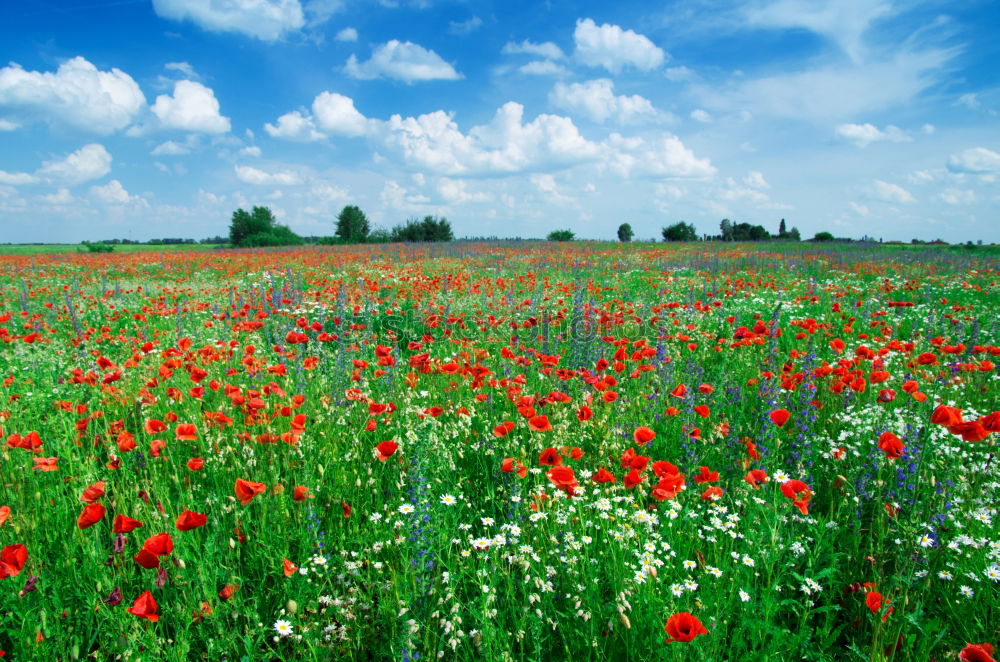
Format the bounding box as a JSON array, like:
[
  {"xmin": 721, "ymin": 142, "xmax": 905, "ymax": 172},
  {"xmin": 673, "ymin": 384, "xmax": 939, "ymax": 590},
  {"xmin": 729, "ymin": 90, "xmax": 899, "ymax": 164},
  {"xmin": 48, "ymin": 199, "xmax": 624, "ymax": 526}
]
[
  {"xmin": 547, "ymin": 229, "xmax": 575, "ymax": 242},
  {"xmin": 390, "ymin": 216, "xmax": 454, "ymax": 242},
  {"xmin": 229, "ymin": 206, "xmax": 302, "ymax": 248},
  {"xmin": 79, "ymin": 241, "xmax": 114, "ymax": 253},
  {"xmin": 813, "ymin": 231, "xmax": 835, "ymax": 242},
  {"xmin": 335, "ymin": 205, "xmax": 370, "ymax": 243},
  {"xmin": 661, "ymin": 221, "xmax": 698, "ymax": 242},
  {"xmin": 617, "ymin": 223, "xmax": 634, "ymax": 242},
  {"xmin": 731, "ymin": 222, "xmax": 770, "ymax": 241},
  {"xmin": 720, "ymin": 218, "xmax": 734, "ymax": 241}
]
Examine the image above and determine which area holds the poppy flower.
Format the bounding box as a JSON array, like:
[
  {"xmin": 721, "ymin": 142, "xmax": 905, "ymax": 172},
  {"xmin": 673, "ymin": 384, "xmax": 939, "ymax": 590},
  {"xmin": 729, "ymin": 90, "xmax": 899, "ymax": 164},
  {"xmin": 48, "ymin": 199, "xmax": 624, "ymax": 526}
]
[
  {"xmin": 601, "ymin": 390, "xmax": 618, "ymax": 403},
  {"xmin": 219, "ymin": 584, "xmax": 238, "ymax": 601},
  {"xmin": 283, "ymin": 558, "xmax": 299, "ymax": 577},
  {"xmin": 780, "ymin": 479, "xmax": 812, "ymax": 515},
  {"xmin": 577, "ymin": 406, "xmax": 593, "ymax": 422},
  {"xmin": 623, "ymin": 469, "xmax": 645, "ymax": 489},
  {"xmin": 744, "ymin": 469, "xmax": 768, "ymax": 489},
  {"xmin": 693, "ymin": 466, "xmax": 719, "ymax": 484},
  {"xmin": 633, "ymin": 427, "xmax": 655, "ymax": 445},
  {"xmin": 931, "ymin": 405, "xmax": 963, "ymax": 427},
  {"xmin": 664, "ymin": 612, "xmax": 708, "ymax": 643},
  {"xmin": 950, "ymin": 421, "xmax": 990, "ymax": 443},
  {"xmin": 375, "ymin": 441, "xmax": 399, "ymax": 462},
  {"xmin": 546, "ymin": 466, "xmax": 578, "ymax": 496},
  {"xmin": 0, "ymin": 506, "xmax": 8, "ymax": 527},
  {"xmin": 175, "ymin": 510, "xmax": 207, "ymax": 532},
  {"xmin": 186, "ymin": 457, "xmax": 204, "ymax": 471},
  {"xmin": 127, "ymin": 591, "xmax": 159, "ymax": 622},
  {"xmin": 144, "ymin": 419, "xmax": 166, "ymax": 435},
  {"xmin": 235, "ymin": 479, "xmax": 267, "ymax": 505},
  {"xmin": 670, "ymin": 384, "xmax": 688, "ymax": 399},
  {"xmin": 981, "ymin": 412, "xmax": 1000, "ymax": 433},
  {"xmin": 664, "ymin": 406, "xmax": 679, "ymax": 417},
  {"xmin": 175, "ymin": 423, "xmax": 197, "ymax": 441},
  {"xmin": 538, "ymin": 447, "xmax": 562, "ymax": 467},
  {"xmin": 651, "ymin": 473, "xmax": 685, "ymax": 501},
  {"xmin": 116, "ymin": 432, "xmax": 137, "ymax": 453},
  {"xmin": 79, "ymin": 481, "xmax": 106, "ymax": 504},
  {"xmin": 877, "ymin": 432, "xmax": 905, "ymax": 459},
  {"xmin": 77, "ymin": 503, "xmax": 106, "ymax": 530},
  {"xmin": 113, "ymin": 514, "xmax": 144, "ymax": 534},
  {"xmin": 134, "ymin": 548, "xmax": 160, "ymax": 569},
  {"xmin": 770, "ymin": 409, "xmax": 790, "ymax": 428},
  {"xmin": 698, "ymin": 383, "xmax": 714, "ymax": 395},
  {"xmin": 528, "ymin": 415, "xmax": 552, "ymax": 432},
  {"xmin": 651, "ymin": 461, "xmax": 680, "ymax": 478},
  {"xmin": 143, "ymin": 533, "xmax": 174, "ymax": 557},
  {"xmin": 693, "ymin": 405, "xmax": 710, "ymax": 419},
  {"xmin": 592, "ymin": 468, "xmax": 616, "ymax": 484},
  {"xmin": 0, "ymin": 544, "xmax": 27, "ymax": 580},
  {"xmin": 501, "ymin": 458, "xmax": 527, "ymax": 478},
  {"xmin": 493, "ymin": 422, "xmax": 516, "ymax": 438},
  {"xmin": 32, "ymin": 457, "xmax": 58, "ymax": 472},
  {"xmin": 701, "ymin": 486, "xmax": 724, "ymax": 501},
  {"xmin": 960, "ymin": 643, "xmax": 996, "ymax": 662}
]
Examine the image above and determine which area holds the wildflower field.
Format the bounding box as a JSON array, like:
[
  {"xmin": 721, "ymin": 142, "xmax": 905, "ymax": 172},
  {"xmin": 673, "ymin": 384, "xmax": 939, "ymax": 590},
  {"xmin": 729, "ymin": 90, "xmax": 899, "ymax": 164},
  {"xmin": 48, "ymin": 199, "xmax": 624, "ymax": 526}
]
[{"xmin": 0, "ymin": 242, "xmax": 997, "ymax": 661}]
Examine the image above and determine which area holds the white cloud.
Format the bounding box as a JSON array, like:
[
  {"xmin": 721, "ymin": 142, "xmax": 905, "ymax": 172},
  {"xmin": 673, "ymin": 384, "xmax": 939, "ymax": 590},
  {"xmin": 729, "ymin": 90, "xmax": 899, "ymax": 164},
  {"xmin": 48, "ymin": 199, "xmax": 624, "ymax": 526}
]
[
  {"xmin": 151, "ymin": 0, "xmax": 305, "ymax": 41},
  {"xmin": 519, "ymin": 61, "xmax": 569, "ymax": 76},
  {"xmin": 664, "ymin": 66, "xmax": 696, "ymax": 82},
  {"xmin": 870, "ymin": 179, "xmax": 915, "ymax": 204},
  {"xmin": 502, "ymin": 40, "xmax": 565, "ymax": 60},
  {"xmin": 37, "ymin": 144, "xmax": 112, "ymax": 184},
  {"xmin": 234, "ymin": 165, "xmax": 300, "ymax": 186},
  {"xmin": 602, "ymin": 133, "xmax": 715, "ymax": 179},
  {"xmin": 151, "ymin": 80, "xmax": 230, "ymax": 133},
  {"xmin": 956, "ymin": 93, "xmax": 981, "ymax": 110},
  {"xmin": 849, "ymin": 201, "xmax": 870, "ymax": 216},
  {"xmin": 151, "ymin": 140, "xmax": 190, "ymax": 156},
  {"xmin": 720, "ymin": 178, "xmax": 769, "ymax": 204},
  {"xmin": 573, "ymin": 18, "xmax": 666, "ymax": 73},
  {"xmin": 90, "ymin": 179, "xmax": 141, "ymax": 205},
  {"xmin": 344, "ymin": 41, "xmax": 461, "ymax": 82},
  {"xmin": 939, "ymin": 188, "xmax": 975, "ymax": 205},
  {"xmin": 744, "ymin": 171, "xmax": 770, "ymax": 189},
  {"xmin": 164, "ymin": 61, "xmax": 199, "ymax": 79},
  {"xmin": 448, "ymin": 17, "xmax": 483, "ymax": 35},
  {"xmin": 437, "ymin": 178, "xmax": 491, "ymax": 203},
  {"xmin": 0, "ymin": 56, "xmax": 145, "ymax": 134},
  {"xmin": 835, "ymin": 123, "xmax": 910, "ymax": 147},
  {"xmin": 312, "ymin": 91, "xmax": 371, "ymax": 136},
  {"xmin": 0, "ymin": 119, "xmax": 18, "ymax": 130},
  {"xmin": 690, "ymin": 109, "xmax": 712, "ymax": 123},
  {"xmin": 334, "ymin": 26, "xmax": 357, "ymax": 41},
  {"xmin": 381, "ymin": 179, "xmax": 429, "ymax": 209},
  {"xmin": 264, "ymin": 110, "xmax": 324, "ymax": 141},
  {"xmin": 947, "ymin": 147, "xmax": 1000, "ymax": 174},
  {"xmin": 42, "ymin": 188, "xmax": 74, "ymax": 205},
  {"xmin": 239, "ymin": 145, "xmax": 262, "ymax": 157},
  {"xmin": 743, "ymin": 0, "xmax": 893, "ymax": 63},
  {"xmin": 549, "ymin": 79, "xmax": 664, "ymax": 124},
  {"xmin": 0, "ymin": 170, "xmax": 37, "ymax": 185}
]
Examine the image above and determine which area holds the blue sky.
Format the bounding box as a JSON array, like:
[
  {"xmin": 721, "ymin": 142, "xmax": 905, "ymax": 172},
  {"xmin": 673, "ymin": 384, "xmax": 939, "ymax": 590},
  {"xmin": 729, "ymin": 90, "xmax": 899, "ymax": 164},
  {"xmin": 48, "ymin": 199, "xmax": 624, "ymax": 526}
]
[{"xmin": 1, "ymin": 0, "xmax": 998, "ymax": 243}]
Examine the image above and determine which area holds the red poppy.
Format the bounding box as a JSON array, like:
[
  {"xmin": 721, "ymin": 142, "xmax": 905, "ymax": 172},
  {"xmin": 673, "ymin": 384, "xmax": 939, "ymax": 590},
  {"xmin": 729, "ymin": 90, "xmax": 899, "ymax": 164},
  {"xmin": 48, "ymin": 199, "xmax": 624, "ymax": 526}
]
[
  {"xmin": 144, "ymin": 419, "xmax": 166, "ymax": 435},
  {"xmin": 770, "ymin": 409, "xmax": 790, "ymax": 428},
  {"xmin": 744, "ymin": 469, "xmax": 768, "ymax": 489},
  {"xmin": 780, "ymin": 479, "xmax": 812, "ymax": 515},
  {"xmin": 134, "ymin": 548, "xmax": 160, "ymax": 569},
  {"xmin": 80, "ymin": 481, "xmax": 106, "ymax": 504},
  {"xmin": 701, "ymin": 486, "xmax": 724, "ymax": 501},
  {"xmin": 127, "ymin": 591, "xmax": 159, "ymax": 622},
  {"xmin": 664, "ymin": 612, "xmax": 708, "ymax": 643},
  {"xmin": 664, "ymin": 406, "xmax": 679, "ymax": 417},
  {"xmin": 623, "ymin": 469, "xmax": 645, "ymax": 489},
  {"xmin": 693, "ymin": 405, "xmax": 710, "ymax": 419},
  {"xmin": 175, "ymin": 510, "xmax": 207, "ymax": 532},
  {"xmin": 234, "ymin": 479, "xmax": 267, "ymax": 505},
  {"xmin": 283, "ymin": 558, "xmax": 299, "ymax": 577},
  {"xmin": 32, "ymin": 457, "xmax": 59, "ymax": 472},
  {"xmin": 175, "ymin": 423, "xmax": 197, "ymax": 441},
  {"xmin": 218, "ymin": 584, "xmax": 238, "ymax": 601},
  {"xmin": 501, "ymin": 458, "xmax": 527, "ymax": 478},
  {"xmin": 143, "ymin": 533, "xmax": 174, "ymax": 557},
  {"xmin": 186, "ymin": 457, "xmax": 204, "ymax": 471},
  {"xmin": 931, "ymin": 405, "xmax": 963, "ymax": 427},
  {"xmin": 113, "ymin": 514, "xmax": 144, "ymax": 534},
  {"xmin": 341, "ymin": 502, "xmax": 351, "ymax": 518},
  {"xmin": 601, "ymin": 391, "xmax": 618, "ymax": 403},
  {"xmin": 592, "ymin": 468, "xmax": 616, "ymax": 484},
  {"xmin": 960, "ymin": 643, "xmax": 996, "ymax": 662},
  {"xmin": 538, "ymin": 447, "xmax": 562, "ymax": 467},
  {"xmin": 528, "ymin": 415, "xmax": 552, "ymax": 432},
  {"xmin": 698, "ymin": 383, "xmax": 714, "ymax": 394},
  {"xmin": 670, "ymin": 384, "xmax": 688, "ymax": 398},
  {"xmin": 77, "ymin": 503, "xmax": 106, "ymax": 530},
  {"xmin": 493, "ymin": 422, "xmax": 516, "ymax": 437},
  {"xmin": 546, "ymin": 466, "xmax": 578, "ymax": 496},
  {"xmin": 651, "ymin": 473, "xmax": 685, "ymax": 501},
  {"xmin": 877, "ymin": 432, "xmax": 905, "ymax": 459},
  {"xmin": 950, "ymin": 421, "xmax": 990, "ymax": 443},
  {"xmin": 981, "ymin": 412, "xmax": 1000, "ymax": 433},
  {"xmin": 375, "ymin": 441, "xmax": 399, "ymax": 462},
  {"xmin": 633, "ymin": 427, "xmax": 655, "ymax": 445},
  {"xmin": 577, "ymin": 406, "xmax": 593, "ymax": 422},
  {"xmin": 0, "ymin": 544, "xmax": 27, "ymax": 580},
  {"xmin": 116, "ymin": 432, "xmax": 137, "ymax": 453},
  {"xmin": 0, "ymin": 506, "xmax": 8, "ymax": 527},
  {"xmin": 693, "ymin": 466, "xmax": 719, "ymax": 484}
]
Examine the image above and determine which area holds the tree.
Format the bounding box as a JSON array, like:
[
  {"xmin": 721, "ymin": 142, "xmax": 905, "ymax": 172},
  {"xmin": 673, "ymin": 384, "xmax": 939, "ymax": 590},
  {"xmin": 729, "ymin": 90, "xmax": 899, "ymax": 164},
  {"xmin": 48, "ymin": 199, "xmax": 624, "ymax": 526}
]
[
  {"xmin": 547, "ymin": 229, "xmax": 575, "ymax": 241},
  {"xmin": 730, "ymin": 222, "xmax": 770, "ymax": 241},
  {"xmin": 617, "ymin": 223, "xmax": 634, "ymax": 242},
  {"xmin": 389, "ymin": 216, "xmax": 454, "ymax": 242},
  {"xmin": 229, "ymin": 206, "xmax": 302, "ymax": 247},
  {"xmin": 662, "ymin": 222, "xmax": 698, "ymax": 242},
  {"xmin": 813, "ymin": 231, "xmax": 835, "ymax": 242},
  {"xmin": 778, "ymin": 218, "xmax": 787, "ymax": 238},
  {"xmin": 335, "ymin": 205, "xmax": 370, "ymax": 243},
  {"xmin": 720, "ymin": 218, "xmax": 733, "ymax": 241},
  {"xmin": 788, "ymin": 226, "xmax": 801, "ymax": 241}
]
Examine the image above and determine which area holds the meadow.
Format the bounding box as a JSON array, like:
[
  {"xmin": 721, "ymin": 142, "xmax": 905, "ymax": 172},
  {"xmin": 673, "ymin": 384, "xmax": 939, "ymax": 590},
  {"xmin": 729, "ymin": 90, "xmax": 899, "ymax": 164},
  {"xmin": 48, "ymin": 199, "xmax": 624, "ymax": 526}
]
[{"xmin": 0, "ymin": 242, "xmax": 996, "ymax": 661}]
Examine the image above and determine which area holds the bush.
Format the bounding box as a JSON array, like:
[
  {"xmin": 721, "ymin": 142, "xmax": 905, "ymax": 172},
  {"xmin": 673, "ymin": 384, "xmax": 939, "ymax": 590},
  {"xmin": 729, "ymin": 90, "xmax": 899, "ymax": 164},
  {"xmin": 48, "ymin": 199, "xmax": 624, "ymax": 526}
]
[
  {"xmin": 80, "ymin": 241, "xmax": 114, "ymax": 253},
  {"xmin": 662, "ymin": 222, "xmax": 698, "ymax": 242},
  {"xmin": 390, "ymin": 216, "xmax": 454, "ymax": 242},
  {"xmin": 813, "ymin": 231, "xmax": 835, "ymax": 242},
  {"xmin": 547, "ymin": 230, "xmax": 575, "ymax": 242},
  {"xmin": 229, "ymin": 206, "xmax": 302, "ymax": 248}
]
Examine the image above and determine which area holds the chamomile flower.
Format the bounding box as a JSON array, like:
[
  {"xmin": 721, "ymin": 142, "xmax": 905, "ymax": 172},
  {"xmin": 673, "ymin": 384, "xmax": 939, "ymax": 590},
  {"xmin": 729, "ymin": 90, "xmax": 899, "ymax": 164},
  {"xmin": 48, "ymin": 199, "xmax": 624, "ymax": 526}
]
[
  {"xmin": 683, "ymin": 559, "xmax": 697, "ymax": 570},
  {"xmin": 398, "ymin": 503, "xmax": 416, "ymax": 515},
  {"xmin": 739, "ymin": 589, "xmax": 751, "ymax": 602},
  {"xmin": 274, "ymin": 620, "xmax": 293, "ymax": 637},
  {"xmin": 959, "ymin": 585, "xmax": 974, "ymax": 598},
  {"xmin": 440, "ymin": 494, "xmax": 457, "ymax": 506}
]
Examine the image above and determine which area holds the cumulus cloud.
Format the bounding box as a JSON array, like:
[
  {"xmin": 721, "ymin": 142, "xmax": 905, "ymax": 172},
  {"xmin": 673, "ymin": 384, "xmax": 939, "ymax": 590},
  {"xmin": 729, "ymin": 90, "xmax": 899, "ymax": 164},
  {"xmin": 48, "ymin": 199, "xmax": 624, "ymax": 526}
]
[
  {"xmin": 502, "ymin": 40, "xmax": 565, "ymax": 60},
  {"xmin": 602, "ymin": 133, "xmax": 715, "ymax": 179},
  {"xmin": 234, "ymin": 165, "xmax": 300, "ymax": 185},
  {"xmin": 151, "ymin": 80, "xmax": 231, "ymax": 133},
  {"xmin": 151, "ymin": 0, "xmax": 305, "ymax": 41},
  {"xmin": 870, "ymin": 179, "xmax": 915, "ymax": 204},
  {"xmin": 344, "ymin": 41, "xmax": 461, "ymax": 82},
  {"xmin": 151, "ymin": 140, "xmax": 191, "ymax": 156},
  {"xmin": 549, "ymin": 79, "xmax": 665, "ymax": 124},
  {"xmin": 264, "ymin": 110, "xmax": 325, "ymax": 141},
  {"xmin": 573, "ymin": 18, "xmax": 666, "ymax": 73},
  {"xmin": 939, "ymin": 188, "xmax": 975, "ymax": 205},
  {"xmin": 835, "ymin": 122, "xmax": 910, "ymax": 147},
  {"xmin": 690, "ymin": 109, "xmax": 712, "ymax": 123},
  {"xmin": 0, "ymin": 56, "xmax": 145, "ymax": 134},
  {"xmin": 437, "ymin": 178, "xmax": 491, "ymax": 203},
  {"xmin": 448, "ymin": 16, "xmax": 483, "ymax": 35},
  {"xmin": 164, "ymin": 61, "xmax": 199, "ymax": 80},
  {"xmin": 519, "ymin": 61, "xmax": 569, "ymax": 76},
  {"xmin": 90, "ymin": 179, "xmax": 142, "ymax": 205},
  {"xmin": 947, "ymin": 147, "xmax": 1000, "ymax": 174},
  {"xmin": 312, "ymin": 91, "xmax": 371, "ymax": 136},
  {"xmin": 0, "ymin": 170, "xmax": 38, "ymax": 186},
  {"xmin": 37, "ymin": 144, "xmax": 112, "ymax": 184}
]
